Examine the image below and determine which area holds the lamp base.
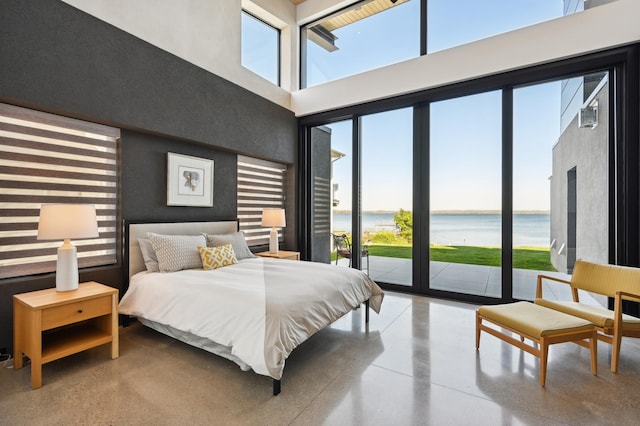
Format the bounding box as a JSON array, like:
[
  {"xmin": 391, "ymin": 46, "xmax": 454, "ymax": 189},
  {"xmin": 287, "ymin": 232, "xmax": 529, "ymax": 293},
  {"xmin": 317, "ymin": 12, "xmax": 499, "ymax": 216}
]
[
  {"xmin": 269, "ymin": 227, "xmax": 279, "ymax": 254},
  {"xmin": 56, "ymin": 239, "xmax": 79, "ymax": 292}
]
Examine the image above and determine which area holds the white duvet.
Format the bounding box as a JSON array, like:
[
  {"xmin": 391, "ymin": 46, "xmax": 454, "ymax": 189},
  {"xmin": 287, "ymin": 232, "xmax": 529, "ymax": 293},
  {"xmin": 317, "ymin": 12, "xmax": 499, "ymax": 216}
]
[{"xmin": 118, "ymin": 257, "xmax": 383, "ymax": 379}]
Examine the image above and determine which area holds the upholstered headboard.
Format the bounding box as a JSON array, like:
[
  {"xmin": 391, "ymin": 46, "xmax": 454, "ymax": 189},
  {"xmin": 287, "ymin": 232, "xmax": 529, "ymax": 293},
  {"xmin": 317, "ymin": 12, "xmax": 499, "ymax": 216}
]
[{"xmin": 125, "ymin": 220, "xmax": 239, "ymax": 282}]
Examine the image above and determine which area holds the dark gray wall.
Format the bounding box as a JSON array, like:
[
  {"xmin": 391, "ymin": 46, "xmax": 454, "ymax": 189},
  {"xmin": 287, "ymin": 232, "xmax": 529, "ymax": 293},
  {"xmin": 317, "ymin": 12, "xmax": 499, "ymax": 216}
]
[
  {"xmin": 0, "ymin": 0, "xmax": 296, "ymax": 164},
  {"xmin": 120, "ymin": 131, "xmax": 238, "ymax": 222},
  {"xmin": 0, "ymin": 0, "xmax": 298, "ymax": 354}
]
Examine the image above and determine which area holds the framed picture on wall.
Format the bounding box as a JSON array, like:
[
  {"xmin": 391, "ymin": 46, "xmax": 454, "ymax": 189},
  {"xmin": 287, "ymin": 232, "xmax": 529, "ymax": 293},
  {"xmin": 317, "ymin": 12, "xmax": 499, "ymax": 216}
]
[{"xmin": 167, "ymin": 152, "xmax": 214, "ymax": 207}]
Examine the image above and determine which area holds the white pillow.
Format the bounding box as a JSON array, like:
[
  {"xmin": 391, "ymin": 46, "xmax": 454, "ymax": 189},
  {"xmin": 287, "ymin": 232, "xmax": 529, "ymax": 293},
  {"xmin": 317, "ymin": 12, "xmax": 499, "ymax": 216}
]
[
  {"xmin": 206, "ymin": 231, "xmax": 256, "ymax": 260},
  {"xmin": 138, "ymin": 238, "xmax": 159, "ymax": 272},
  {"xmin": 148, "ymin": 233, "xmax": 206, "ymax": 272}
]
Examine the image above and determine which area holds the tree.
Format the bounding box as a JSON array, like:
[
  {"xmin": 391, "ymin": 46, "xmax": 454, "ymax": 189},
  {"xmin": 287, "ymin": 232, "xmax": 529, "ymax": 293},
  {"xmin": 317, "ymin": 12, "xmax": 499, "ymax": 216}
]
[{"xmin": 394, "ymin": 209, "xmax": 413, "ymax": 243}]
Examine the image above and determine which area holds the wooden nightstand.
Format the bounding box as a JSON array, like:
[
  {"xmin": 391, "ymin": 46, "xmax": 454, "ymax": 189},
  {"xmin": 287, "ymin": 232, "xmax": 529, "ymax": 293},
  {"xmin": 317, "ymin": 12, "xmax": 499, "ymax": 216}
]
[
  {"xmin": 13, "ymin": 281, "xmax": 119, "ymax": 389},
  {"xmin": 256, "ymin": 250, "xmax": 300, "ymax": 261}
]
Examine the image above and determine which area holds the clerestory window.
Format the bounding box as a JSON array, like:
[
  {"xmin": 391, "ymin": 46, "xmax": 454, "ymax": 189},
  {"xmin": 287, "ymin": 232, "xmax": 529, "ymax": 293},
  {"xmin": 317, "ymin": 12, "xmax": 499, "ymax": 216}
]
[
  {"xmin": 241, "ymin": 10, "xmax": 280, "ymax": 86},
  {"xmin": 300, "ymin": 0, "xmax": 604, "ymax": 89}
]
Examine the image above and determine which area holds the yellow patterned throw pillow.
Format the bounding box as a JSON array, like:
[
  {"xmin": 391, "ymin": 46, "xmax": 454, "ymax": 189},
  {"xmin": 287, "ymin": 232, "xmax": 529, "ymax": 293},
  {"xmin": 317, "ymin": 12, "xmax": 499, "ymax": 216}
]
[{"xmin": 198, "ymin": 244, "xmax": 238, "ymax": 270}]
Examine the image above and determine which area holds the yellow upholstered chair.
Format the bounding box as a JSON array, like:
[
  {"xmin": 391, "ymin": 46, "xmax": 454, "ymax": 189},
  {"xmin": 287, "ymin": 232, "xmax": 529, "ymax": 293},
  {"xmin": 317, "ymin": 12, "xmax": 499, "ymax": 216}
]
[{"xmin": 535, "ymin": 259, "xmax": 640, "ymax": 372}]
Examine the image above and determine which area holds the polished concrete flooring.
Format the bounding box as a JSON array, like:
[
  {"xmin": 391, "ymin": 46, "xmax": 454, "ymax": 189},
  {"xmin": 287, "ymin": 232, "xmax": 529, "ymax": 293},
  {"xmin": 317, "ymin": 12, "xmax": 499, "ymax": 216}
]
[{"xmin": 2, "ymin": 292, "xmax": 639, "ymax": 425}]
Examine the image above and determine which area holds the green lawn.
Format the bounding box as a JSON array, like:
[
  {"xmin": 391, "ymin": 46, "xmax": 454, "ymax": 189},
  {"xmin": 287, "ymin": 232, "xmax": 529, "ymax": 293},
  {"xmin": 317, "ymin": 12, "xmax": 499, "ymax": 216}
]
[{"xmin": 363, "ymin": 244, "xmax": 555, "ymax": 271}]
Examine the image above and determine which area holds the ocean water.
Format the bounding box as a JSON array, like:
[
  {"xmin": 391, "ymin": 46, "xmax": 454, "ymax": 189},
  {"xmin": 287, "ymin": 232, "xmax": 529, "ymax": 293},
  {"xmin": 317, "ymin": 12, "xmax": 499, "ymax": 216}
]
[{"xmin": 332, "ymin": 212, "xmax": 550, "ymax": 247}]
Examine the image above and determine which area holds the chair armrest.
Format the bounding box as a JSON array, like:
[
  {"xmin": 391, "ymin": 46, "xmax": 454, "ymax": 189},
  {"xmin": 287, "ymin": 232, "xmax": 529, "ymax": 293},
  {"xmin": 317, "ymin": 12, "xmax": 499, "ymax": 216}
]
[
  {"xmin": 615, "ymin": 290, "xmax": 640, "ymax": 303},
  {"xmin": 536, "ymin": 274, "xmax": 571, "ymax": 298},
  {"xmin": 537, "ymin": 274, "xmax": 571, "ymax": 285},
  {"xmin": 613, "ymin": 290, "xmax": 640, "ymax": 329}
]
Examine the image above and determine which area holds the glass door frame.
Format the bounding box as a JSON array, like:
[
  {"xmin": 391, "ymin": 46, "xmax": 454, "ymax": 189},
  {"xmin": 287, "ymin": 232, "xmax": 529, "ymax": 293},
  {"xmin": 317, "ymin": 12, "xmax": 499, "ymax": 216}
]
[{"xmin": 299, "ymin": 44, "xmax": 640, "ymax": 307}]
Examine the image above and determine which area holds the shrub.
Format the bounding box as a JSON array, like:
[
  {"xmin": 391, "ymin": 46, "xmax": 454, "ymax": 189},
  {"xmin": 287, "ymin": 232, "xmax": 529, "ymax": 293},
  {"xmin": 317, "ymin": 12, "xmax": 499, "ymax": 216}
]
[
  {"xmin": 370, "ymin": 231, "xmax": 397, "ymax": 244},
  {"xmin": 394, "ymin": 208, "xmax": 413, "ymax": 243}
]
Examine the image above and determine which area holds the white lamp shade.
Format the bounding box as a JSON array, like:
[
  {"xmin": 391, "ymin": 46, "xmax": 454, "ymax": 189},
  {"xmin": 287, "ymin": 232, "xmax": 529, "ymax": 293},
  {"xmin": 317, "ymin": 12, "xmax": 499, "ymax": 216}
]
[
  {"xmin": 37, "ymin": 204, "xmax": 99, "ymax": 240},
  {"xmin": 261, "ymin": 208, "xmax": 286, "ymax": 228}
]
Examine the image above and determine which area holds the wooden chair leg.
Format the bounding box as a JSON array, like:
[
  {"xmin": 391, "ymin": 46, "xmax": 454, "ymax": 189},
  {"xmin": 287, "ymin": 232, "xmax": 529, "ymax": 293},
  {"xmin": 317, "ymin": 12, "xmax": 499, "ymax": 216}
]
[
  {"xmin": 611, "ymin": 330, "xmax": 622, "ymax": 373},
  {"xmin": 612, "ymin": 294, "xmax": 624, "ymax": 373},
  {"xmin": 475, "ymin": 312, "xmax": 481, "ymax": 350},
  {"xmin": 589, "ymin": 333, "xmax": 598, "ymax": 376},
  {"xmin": 540, "ymin": 338, "xmax": 548, "ymax": 387}
]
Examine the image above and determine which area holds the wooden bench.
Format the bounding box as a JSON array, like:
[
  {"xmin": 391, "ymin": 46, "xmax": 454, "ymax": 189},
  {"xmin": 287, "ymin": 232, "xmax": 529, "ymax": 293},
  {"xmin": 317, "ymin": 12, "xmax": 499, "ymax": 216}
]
[
  {"xmin": 476, "ymin": 301, "xmax": 597, "ymax": 386},
  {"xmin": 536, "ymin": 259, "xmax": 640, "ymax": 373}
]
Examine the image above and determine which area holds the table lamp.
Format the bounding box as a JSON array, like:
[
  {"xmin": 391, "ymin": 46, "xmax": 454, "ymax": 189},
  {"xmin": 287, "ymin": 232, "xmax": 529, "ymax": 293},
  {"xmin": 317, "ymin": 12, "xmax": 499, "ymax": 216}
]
[
  {"xmin": 261, "ymin": 208, "xmax": 286, "ymax": 254},
  {"xmin": 37, "ymin": 204, "xmax": 99, "ymax": 292}
]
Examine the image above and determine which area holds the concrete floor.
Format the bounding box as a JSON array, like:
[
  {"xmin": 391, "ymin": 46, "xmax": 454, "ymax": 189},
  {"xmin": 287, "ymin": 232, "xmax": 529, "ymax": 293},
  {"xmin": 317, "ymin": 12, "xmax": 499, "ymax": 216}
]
[{"xmin": 2, "ymin": 291, "xmax": 639, "ymax": 425}]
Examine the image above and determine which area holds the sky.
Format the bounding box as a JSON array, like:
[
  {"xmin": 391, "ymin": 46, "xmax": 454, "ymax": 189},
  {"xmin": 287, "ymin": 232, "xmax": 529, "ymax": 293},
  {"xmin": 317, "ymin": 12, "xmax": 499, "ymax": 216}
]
[
  {"xmin": 243, "ymin": 1, "xmax": 583, "ymax": 212},
  {"xmin": 311, "ymin": 0, "xmax": 566, "ymax": 212},
  {"xmin": 329, "ymin": 82, "xmax": 562, "ymax": 213}
]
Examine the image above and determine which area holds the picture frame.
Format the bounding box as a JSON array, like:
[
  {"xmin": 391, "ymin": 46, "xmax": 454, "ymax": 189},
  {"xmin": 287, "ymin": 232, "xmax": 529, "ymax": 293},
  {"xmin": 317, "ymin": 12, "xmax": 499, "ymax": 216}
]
[{"xmin": 167, "ymin": 152, "xmax": 214, "ymax": 207}]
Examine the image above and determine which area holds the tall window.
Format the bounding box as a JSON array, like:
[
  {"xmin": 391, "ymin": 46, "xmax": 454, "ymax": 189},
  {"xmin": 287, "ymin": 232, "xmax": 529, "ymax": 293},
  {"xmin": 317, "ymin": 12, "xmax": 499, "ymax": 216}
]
[
  {"xmin": 300, "ymin": 0, "xmax": 615, "ymax": 88},
  {"xmin": 309, "ymin": 120, "xmax": 352, "ymax": 263},
  {"xmin": 429, "ymin": 92, "xmax": 502, "ymax": 297},
  {"xmin": 0, "ymin": 103, "xmax": 119, "ymax": 280},
  {"xmin": 241, "ymin": 10, "xmax": 280, "ymax": 85},
  {"xmin": 237, "ymin": 155, "xmax": 286, "ymax": 246},
  {"xmin": 361, "ymin": 108, "xmax": 413, "ymax": 283},
  {"xmin": 427, "ymin": 0, "xmax": 562, "ymax": 53},
  {"xmin": 301, "ymin": 0, "xmax": 420, "ymax": 88}
]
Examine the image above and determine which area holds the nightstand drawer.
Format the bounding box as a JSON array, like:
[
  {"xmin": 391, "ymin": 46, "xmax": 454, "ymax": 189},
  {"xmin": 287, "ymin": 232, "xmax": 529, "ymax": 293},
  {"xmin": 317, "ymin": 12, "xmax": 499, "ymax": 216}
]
[{"xmin": 42, "ymin": 297, "xmax": 112, "ymax": 330}]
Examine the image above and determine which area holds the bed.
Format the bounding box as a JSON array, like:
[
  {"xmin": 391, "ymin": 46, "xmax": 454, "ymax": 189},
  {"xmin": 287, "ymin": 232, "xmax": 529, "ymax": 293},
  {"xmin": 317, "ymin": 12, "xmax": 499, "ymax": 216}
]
[{"xmin": 118, "ymin": 220, "xmax": 384, "ymax": 395}]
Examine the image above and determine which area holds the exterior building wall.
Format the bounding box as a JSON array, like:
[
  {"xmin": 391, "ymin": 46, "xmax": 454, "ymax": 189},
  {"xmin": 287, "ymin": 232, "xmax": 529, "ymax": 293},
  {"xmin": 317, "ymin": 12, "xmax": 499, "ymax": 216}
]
[
  {"xmin": 550, "ymin": 83, "xmax": 609, "ymax": 273},
  {"xmin": 310, "ymin": 126, "xmax": 333, "ymax": 263}
]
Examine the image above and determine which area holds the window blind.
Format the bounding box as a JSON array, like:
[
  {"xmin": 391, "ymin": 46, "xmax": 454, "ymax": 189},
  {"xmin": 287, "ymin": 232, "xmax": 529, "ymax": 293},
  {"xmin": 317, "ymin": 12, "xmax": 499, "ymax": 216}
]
[
  {"xmin": 313, "ymin": 175, "xmax": 331, "ymax": 235},
  {"xmin": 237, "ymin": 155, "xmax": 286, "ymax": 246},
  {"xmin": 0, "ymin": 103, "xmax": 119, "ymax": 280}
]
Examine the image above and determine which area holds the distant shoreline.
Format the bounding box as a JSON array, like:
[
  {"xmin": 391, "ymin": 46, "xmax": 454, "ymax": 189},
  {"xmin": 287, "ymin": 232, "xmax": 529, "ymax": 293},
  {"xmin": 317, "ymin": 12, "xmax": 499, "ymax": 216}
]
[
  {"xmin": 333, "ymin": 210, "xmax": 550, "ymax": 246},
  {"xmin": 333, "ymin": 210, "xmax": 550, "ymax": 215}
]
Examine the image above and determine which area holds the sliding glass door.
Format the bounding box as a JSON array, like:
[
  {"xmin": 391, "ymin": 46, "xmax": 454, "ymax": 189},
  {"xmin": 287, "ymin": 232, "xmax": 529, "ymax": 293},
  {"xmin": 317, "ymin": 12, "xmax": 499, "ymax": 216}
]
[
  {"xmin": 302, "ymin": 48, "xmax": 630, "ymax": 305},
  {"xmin": 306, "ymin": 76, "xmax": 611, "ymax": 301},
  {"xmin": 511, "ymin": 81, "xmax": 560, "ymax": 300},
  {"xmin": 512, "ymin": 72, "xmax": 610, "ymax": 302},
  {"xmin": 361, "ymin": 108, "xmax": 413, "ymax": 285},
  {"xmin": 308, "ymin": 120, "xmax": 353, "ymax": 263},
  {"xmin": 429, "ymin": 92, "xmax": 502, "ymax": 297}
]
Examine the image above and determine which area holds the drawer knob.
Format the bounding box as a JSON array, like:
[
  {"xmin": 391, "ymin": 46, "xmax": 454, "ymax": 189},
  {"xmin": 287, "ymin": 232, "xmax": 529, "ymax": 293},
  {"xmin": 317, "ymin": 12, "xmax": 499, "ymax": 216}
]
[{"xmin": 77, "ymin": 309, "xmax": 83, "ymax": 314}]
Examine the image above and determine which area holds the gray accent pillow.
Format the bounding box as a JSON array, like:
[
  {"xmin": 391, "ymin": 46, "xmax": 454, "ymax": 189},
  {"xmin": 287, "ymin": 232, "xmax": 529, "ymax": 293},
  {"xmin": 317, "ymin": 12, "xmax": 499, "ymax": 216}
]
[
  {"xmin": 148, "ymin": 232, "xmax": 206, "ymax": 272},
  {"xmin": 206, "ymin": 231, "xmax": 256, "ymax": 260},
  {"xmin": 138, "ymin": 238, "xmax": 159, "ymax": 272}
]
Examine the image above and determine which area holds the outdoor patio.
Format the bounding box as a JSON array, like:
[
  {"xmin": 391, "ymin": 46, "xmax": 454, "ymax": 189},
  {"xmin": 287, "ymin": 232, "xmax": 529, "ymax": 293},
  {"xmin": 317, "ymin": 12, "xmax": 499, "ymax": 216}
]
[{"xmin": 337, "ymin": 256, "xmax": 604, "ymax": 306}]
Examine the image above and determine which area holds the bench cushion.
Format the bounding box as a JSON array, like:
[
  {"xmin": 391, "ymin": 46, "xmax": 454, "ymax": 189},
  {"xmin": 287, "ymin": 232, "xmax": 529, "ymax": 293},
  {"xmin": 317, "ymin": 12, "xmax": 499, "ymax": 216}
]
[
  {"xmin": 535, "ymin": 298, "xmax": 640, "ymax": 330},
  {"xmin": 478, "ymin": 301, "xmax": 593, "ymax": 339}
]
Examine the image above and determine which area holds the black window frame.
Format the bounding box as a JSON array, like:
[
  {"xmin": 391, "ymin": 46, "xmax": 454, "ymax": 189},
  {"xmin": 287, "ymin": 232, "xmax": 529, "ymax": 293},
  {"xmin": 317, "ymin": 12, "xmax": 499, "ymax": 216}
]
[
  {"xmin": 299, "ymin": 44, "xmax": 640, "ymax": 307},
  {"xmin": 241, "ymin": 9, "xmax": 282, "ymax": 87}
]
